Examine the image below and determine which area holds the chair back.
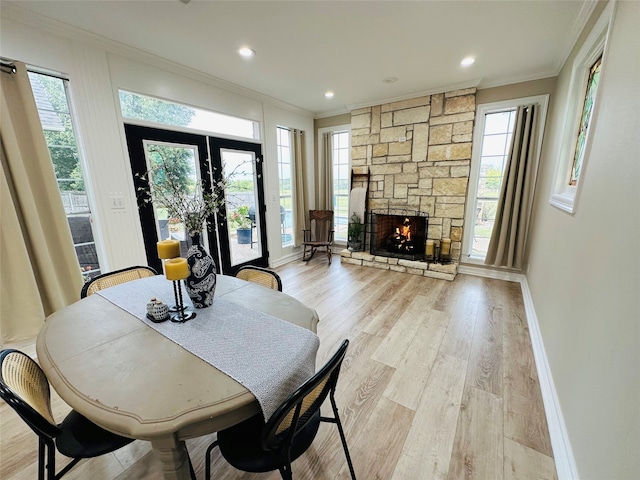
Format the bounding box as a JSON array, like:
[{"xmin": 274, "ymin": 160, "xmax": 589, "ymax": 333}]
[
  {"xmin": 81, "ymin": 265, "xmax": 158, "ymax": 298},
  {"xmin": 0, "ymin": 349, "xmax": 60, "ymax": 439},
  {"xmin": 307, "ymin": 210, "xmax": 334, "ymax": 243},
  {"xmin": 261, "ymin": 339, "xmax": 349, "ymax": 451},
  {"xmin": 235, "ymin": 266, "xmax": 283, "ymax": 291}
]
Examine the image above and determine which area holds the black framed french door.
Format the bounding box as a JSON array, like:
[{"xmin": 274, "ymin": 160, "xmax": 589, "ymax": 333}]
[
  {"xmin": 125, "ymin": 124, "xmax": 268, "ymax": 274},
  {"xmin": 209, "ymin": 137, "xmax": 268, "ymax": 274}
]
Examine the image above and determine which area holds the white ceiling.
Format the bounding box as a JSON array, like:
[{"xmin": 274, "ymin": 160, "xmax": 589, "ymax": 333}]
[{"xmin": 5, "ymin": 1, "xmax": 592, "ymax": 117}]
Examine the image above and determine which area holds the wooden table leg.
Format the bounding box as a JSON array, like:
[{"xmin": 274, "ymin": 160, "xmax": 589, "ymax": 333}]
[{"xmin": 151, "ymin": 436, "xmax": 193, "ymax": 480}]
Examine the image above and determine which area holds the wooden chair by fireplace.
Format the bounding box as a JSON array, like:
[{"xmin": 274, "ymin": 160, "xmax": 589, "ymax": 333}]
[{"xmin": 302, "ymin": 210, "xmax": 334, "ymax": 265}]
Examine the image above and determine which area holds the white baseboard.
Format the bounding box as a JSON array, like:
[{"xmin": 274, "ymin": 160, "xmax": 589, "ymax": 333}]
[
  {"xmin": 270, "ymin": 251, "xmax": 302, "ymax": 268},
  {"xmin": 519, "ymin": 277, "xmax": 579, "ymax": 479},
  {"xmin": 457, "ymin": 264, "xmax": 524, "ymax": 282}
]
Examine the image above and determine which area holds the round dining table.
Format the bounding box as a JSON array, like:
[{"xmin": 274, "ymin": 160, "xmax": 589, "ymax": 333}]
[{"xmin": 36, "ymin": 274, "xmax": 319, "ymax": 480}]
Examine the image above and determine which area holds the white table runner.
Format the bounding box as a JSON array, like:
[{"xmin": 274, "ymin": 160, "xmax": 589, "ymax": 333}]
[{"xmin": 97, "ymin": 275, "xmax": 319, "ymax": 420}]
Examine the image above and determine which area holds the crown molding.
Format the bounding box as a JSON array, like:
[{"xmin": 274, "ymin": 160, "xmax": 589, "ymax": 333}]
[
  {"xmin": 551, "ymin": 0, "xmax": 599, "ymax": 74},
  {"xmin": 344, "ymin": 79, "xmax": 481, "ymax": 112},
  {"xmin": 313, "ymin": 108, "xmax": 352, "ymax": 120},
  {"xmin": 1, "ymin": 3, "xmax": 314, "ymax": 118},
  {"xmin": 476, "ymin": 70, "xmax": 558, "ymax": 92}
]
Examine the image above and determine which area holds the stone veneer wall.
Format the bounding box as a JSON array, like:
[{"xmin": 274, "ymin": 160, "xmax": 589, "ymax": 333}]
[{"xmin": 350, "ymin": 88, "xmax": 476, "ymax": 263}]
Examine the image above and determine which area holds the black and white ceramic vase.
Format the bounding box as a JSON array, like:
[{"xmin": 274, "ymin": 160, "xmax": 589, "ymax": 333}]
[{"xmin": 185, "ymin": 233, "xmax": 217, "ymax": 308}]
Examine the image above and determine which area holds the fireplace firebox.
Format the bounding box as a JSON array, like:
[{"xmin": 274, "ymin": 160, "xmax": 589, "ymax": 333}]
[{"xmin": 370, "ymin": 209, "xmax": 429, "ymax": 261}]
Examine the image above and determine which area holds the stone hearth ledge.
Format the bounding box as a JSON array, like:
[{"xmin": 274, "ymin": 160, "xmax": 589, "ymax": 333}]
[{"xmin": 339, "ymin": 249, "xmax": 457, "ymax": 281}]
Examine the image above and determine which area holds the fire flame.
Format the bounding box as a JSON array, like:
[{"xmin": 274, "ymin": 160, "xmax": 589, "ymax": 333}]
[{"xmin": 401, "ymin": 218, "xmax": 411, "ymax": 240}]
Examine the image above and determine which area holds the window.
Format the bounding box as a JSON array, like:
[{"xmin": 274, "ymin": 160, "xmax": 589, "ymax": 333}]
[
  {"xmin": 276, "ymin": 127, "xmax": 293, "ymax": 246},
  {"xmin": 28, "ymin": 71, "xmax": 102, "ymax": 279},
  {"xmin": 570, "ymin": 55, "xmax": 602, "ymax": 186},
  {"xmin": 550, "ymin": 2, "xmax": 614, "ymax": 213},
  {"xmin": 332, "ymin": 131, "xmax": 350, "ymax": 242},
  {"xmin": 466, "ymin": 109, "xmax": 516, "ymax": 258},
  {"xmin": 119, "ymin": 90, "xmax": 260, "ymax": 140},
  {"xmin": 463, "ymin": 95, "xmax": 548, "ymax": 262}
]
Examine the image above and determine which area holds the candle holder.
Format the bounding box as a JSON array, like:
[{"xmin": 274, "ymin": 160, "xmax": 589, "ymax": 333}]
[
  {"xmin": 170, "ymin": 280, "xmax": 196, "ymax": 323},
  {"xmin": 164, "ymin": 257, "xmax": 196, "ymax": 323},
  {"xmin": 169, "ymin": 281, "xmax": 185, "ymax": 312},
  {"xmin": 425, "ymin": 239, "xmax": 435, "ymax": 262},
  {"xmin": 438, "ymin": 239, "xmax": 452, "ymax": 264},
  {"xmin": 438, "ymin": 252, "xmax": 452, "ymax": 264}
]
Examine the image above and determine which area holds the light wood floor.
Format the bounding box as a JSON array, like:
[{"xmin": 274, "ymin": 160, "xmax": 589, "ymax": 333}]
[{"xmin": 1, "ymin": 257, "xmax": 557, "ymax": 480}]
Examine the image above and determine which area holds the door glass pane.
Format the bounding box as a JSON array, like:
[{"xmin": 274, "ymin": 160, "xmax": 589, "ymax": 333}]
[
  {"xmin": 142, "ymin": 141, "xmax": 206, "ymax": 257},
  {"xmin": 222, "ymin": 150, "xmax": 261, "ymax": 266}
]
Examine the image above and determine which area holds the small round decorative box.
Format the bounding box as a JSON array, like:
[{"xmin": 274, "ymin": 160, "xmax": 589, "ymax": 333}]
[
  {"xmin": 146, "ymin": 297, "xmax": 157, "ymax": 316},
  {"xmin": 150, "ymin": 300, "xmax": 169, "ymax": 322}
]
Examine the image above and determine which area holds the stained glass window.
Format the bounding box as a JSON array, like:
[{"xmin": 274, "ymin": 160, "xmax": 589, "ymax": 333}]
[{"xmin": 570, "ymin": 55, "xmax": 602, "ymax": 186}]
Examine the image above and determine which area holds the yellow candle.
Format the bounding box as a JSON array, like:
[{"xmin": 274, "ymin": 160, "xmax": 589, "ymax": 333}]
[
  {"xmin": 165, "ymin": 257, "xmax": 189, "ymax": 281},
  {"xmin": 157, "ymin": 239, "xmax": 180, "ymax": 259},
  {"xmin": 441, "ymin": 239, "xmax": 451, "ymax": 256},
  {"xmin": 425, "ymin": 240, "xmax": 434, "ymax": 256}
]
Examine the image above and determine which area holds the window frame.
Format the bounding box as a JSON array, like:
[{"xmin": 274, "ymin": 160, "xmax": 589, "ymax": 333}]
[
  {"xmin": 317, "ymin": 124, "xmax": 351, "ymax": 245},
  {"xmin": 27, "ymin": 69, "xmax": 106, "ymax": 279},
  {"xmin": 331, "ymin": 130, "xmax": 351, "ymax": 243},
  {"xmin": 118, "ymin": 89, "xmax": 261, "ymax": 142},
  {"xmin": 463, "ymin": 95, "xmax": 549, "ymax": 265},
  {"xmin": 276, "ymin": 126, "xmax": 294, "ymax": 248},
  {"xmin": 549, "ymin": 1, "xmax": 615, "ymax": 214}
]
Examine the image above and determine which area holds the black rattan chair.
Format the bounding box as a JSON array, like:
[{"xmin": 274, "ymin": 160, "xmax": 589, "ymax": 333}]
[
  {"xmin": 204, "ymin": 339, "xmax": 356, "ymax": 480},
  {"xmin": 0, "ymin": 349, "xmax": 134, "ymax": 480},
  {"xmin": 81, "ymin": 265, "xmax": 157, "ymax": 298},
  {"xmin": 235, "ymin": 265, "xmax": 283, "ymax": 291}
]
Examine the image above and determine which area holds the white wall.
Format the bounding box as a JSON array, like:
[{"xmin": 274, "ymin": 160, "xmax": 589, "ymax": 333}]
[
  {"xmin": 0, "ymin": 7, "xmax": 315, "ymax": 271},
  {"xmin": 526, "ymin": 1, "xmax": 640, "ymax": 478}
]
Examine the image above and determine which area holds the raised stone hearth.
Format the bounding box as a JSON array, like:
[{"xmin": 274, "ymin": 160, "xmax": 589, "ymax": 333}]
[{"xmin": 340, "ymin": 249, "xmax": 457, "ymax": 281}]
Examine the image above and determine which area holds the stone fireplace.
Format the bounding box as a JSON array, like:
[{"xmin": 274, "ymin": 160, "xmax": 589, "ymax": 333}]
[{"xmin": 340, "ymin": 87, "xmax": 476, "ymax": 281}]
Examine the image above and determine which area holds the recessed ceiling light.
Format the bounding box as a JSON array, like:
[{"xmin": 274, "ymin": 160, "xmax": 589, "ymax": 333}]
[
  {"xmin": 325, "ymin": 91, "xmax": 335, "ymax": 99},
  {"xmin": 382, "ymin": 77, "xmax": 398, "ymax": 84},
  {"xmin": 460, "ymin": 56, "xmax": 475, "ymax": 67},
  {"xmin": 238, "ymin": 47, "xmax": 255, "ymax": 58}
]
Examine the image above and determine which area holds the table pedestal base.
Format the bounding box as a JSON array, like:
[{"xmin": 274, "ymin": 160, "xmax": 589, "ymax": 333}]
[{"xmin": 151, "ymin": 437, "xmax": 193, "ymax": 480}]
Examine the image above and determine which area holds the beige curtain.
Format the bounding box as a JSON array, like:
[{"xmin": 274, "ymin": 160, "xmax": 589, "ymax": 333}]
[
  {"xmin": 485, "ymin": 104, "xmax": 538, "ymax": 269},
  {"xmin": 316, "ymin": 132, "xmax": 333, "ymax": 210},
  {"xmin": 291, "ymin": 129, "xmax": 308, "ymax": 247},
  {"xmin": 1, "ymin": 62, "xmax": 83, "ymax": 345}
]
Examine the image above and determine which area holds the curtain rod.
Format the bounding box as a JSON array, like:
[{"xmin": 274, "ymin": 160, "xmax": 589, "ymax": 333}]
[{"xmin": 1, "ymin": 58, "xmax": 17, "ymax": 74}]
